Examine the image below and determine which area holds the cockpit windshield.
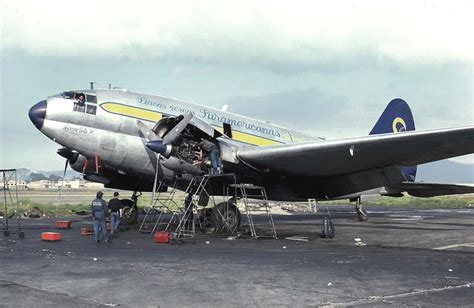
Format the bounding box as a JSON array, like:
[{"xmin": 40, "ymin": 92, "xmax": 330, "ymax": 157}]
[{"xmin": 54, "ymin": 91, "xmax": 98, "ymax": 115}]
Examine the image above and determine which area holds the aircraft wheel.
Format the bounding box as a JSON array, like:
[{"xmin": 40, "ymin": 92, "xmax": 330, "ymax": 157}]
[
  {"xmin": 357, "ymin": 212, "xmax": 368, "ymax": 221},
  {"xmin": 120, "ymin": 199, "xmax": 139, "ymax": 225},
  {"xmin": 210, "ymin": 201, "xmax": 241, "ymax": 233}
]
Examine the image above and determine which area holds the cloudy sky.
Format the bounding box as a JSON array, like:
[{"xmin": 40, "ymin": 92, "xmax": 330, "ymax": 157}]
[{"xmin": 0, "ymin": 0, "xmax": 472, "ymax": 171}]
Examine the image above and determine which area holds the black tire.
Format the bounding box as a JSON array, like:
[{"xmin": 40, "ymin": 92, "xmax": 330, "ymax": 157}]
[
  {"xmin": 3, "ymin": 230, "xmax": 10, "ymax": 237},
  {"xmin": 357, "ymin": 209, "xmax": 368, "ymax": 221},
  {"xmin": 210, "ymin": 201, "xmax": 241, "ymax": 233},
  {"xmin": 120, "ymin": 199, "xmax": 139, "ymax": 225},
  {"xmin": 19, "ymin": 231, "xmax": 25, "ymax": 239}
]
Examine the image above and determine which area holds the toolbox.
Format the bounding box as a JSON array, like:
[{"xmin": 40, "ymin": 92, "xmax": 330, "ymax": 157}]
[
  {"xmin": 154, "ymin": 231, "xmax": 170, "ymax": 243},
  {"xmin": 80, "ymin": 227, "xmax": 94, "ymax": 236},
  {"xmin": 55, "ymin": 220, "xmax": 72, "ymax": 229},
  {"xmin": 41, "ymin": 232, "xmax": 61, "ymax": 241}
]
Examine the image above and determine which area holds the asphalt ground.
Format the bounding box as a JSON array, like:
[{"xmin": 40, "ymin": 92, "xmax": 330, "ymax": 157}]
[{"xmin": 1, "ymin": 205, "xmax": 473, "ymax": 307}]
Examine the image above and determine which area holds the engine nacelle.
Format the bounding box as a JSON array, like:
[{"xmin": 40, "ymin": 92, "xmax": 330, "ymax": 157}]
[
  {"xmin": 69, "ymin": 154, "xmax": 96, "ymax": 174},
  {"xmin": 162, "ymin": 156, "xmax": 205, "ymax": 175}
]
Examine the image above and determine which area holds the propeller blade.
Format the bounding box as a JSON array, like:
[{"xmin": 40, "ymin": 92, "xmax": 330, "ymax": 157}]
[
  {"xmin": 137, "ymin": 120, "xmax": 158, "ymax": 141},
  {"xmin": 57, "ymin": 148, "xmax": 75, "ymax": 160},
  {"xmin": 162, "ymin": 112, "xmax": 193, "ymax": 145},
  {"xmin": 58, "ymin": 159, "xmax": 69, "ymax": 204},
  {"xmin": 137, "ymin": 120, "xmax": 159, "ymax": 141}
]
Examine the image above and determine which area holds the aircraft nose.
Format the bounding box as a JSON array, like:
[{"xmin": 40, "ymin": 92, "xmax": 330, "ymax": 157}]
[{"xmin": 29, "ymin": 100, "xmax": 47, "ymax": 129}]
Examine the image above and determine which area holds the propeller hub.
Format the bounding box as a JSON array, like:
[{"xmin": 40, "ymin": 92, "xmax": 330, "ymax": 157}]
[{"xmin": 146, "ymin": 140, "xmax": 172, "ymax": 157}]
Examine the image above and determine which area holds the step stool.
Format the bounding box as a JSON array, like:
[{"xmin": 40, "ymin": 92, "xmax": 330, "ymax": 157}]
[
  {"xmin": 80, "ymin": 227, "xmax": 94, "ymax": 236},
  {"xmin": 154, "ymin": 231, "xmax": 170, "ymax": 243},
  {"xmin": 55, "ymin": 220, "xmax": 72, "ymax": 229},
  {"xmin": 41, "ymin": 232, "xmax": 61, "ymax": 242}
]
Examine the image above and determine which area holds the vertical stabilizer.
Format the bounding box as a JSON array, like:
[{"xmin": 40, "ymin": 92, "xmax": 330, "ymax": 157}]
[{"xmin": 369, "ymin": 99, "xmax": 417, "ymax": 181}]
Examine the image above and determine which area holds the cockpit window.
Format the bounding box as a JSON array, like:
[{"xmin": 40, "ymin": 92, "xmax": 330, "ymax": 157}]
[
  {"xmin": 54, "ymin": 91, "xmax": 97, "ymax": 115},
  {"xmin": 60, "ymin": 91, "xmax": 76, "ymax": 99},
  {"xmin": 73, "ymin": 102, "xmax": 86, "ymax": 112},
  {"xmin": 86, "ymin": 104, "xmax": 97, "ymax": 114},
  {"xmin": 86, "ymin": 94, "xmax": 97, "ymax": 104},
  {"xmin": 75, "ymin": 93, "xmax": 86, "ymax": 104}
]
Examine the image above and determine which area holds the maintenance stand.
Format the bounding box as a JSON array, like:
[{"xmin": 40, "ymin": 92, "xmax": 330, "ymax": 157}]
[
  {"xmin": 140, "ymin": 172, "xmax": 277, "ymax": 242},
  {"xmin": 1, "ymin": 169, "xmax": 24, "ymax": 238}
]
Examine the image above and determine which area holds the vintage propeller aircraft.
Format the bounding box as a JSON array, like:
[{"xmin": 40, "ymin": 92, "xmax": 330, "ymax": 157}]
[{"xmin": 28, "ymin": 83, "xmax": 474, "ymax": 227}]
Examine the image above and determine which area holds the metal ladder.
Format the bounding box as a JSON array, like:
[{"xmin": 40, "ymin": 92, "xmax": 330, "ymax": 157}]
[
  {"xmin": 233, "ymin": 184, "xmax": 277, "ymax": 239},
  {"xmin": 139, "ymin": 180, "xmax": 180, "ymax": 234},
  {"xmin": 171, "ymin": 175, "xmax": 211, "ymax": 240}
]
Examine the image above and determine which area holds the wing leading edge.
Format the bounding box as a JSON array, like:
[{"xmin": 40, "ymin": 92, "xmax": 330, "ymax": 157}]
[
  {"xmin": 237, "ymin": 126, "xmax": 474, "ymax": 178},
  {"xmin": 388, "ymin": 182, "xmax": 474, "ymax": 197}
]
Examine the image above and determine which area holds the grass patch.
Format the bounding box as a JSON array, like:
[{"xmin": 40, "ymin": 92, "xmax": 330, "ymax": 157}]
[
  {"xmin": 367, "ymin": 195, "xmax": 474, "ymax": 208},
  {"xmin": 2, "ymin": 194, "xmax": 473, "ymax": 216},
  {"xmin": 1, "ymin": 199, "xmax": 91, "ymax": 217}
]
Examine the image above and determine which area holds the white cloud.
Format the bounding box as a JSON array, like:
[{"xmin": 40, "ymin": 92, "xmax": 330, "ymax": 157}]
[{"xmin": 2, "ymin": 0, "xmax": 472, "ymax": 69}]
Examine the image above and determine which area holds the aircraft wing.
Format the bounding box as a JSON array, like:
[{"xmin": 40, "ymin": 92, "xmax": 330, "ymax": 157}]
[
  {"xmin": 388, "ymin": 182, "xmax": 474, "ymax": 197},
  {"xmin": 237, "ymin": 126, "xmax": 474, "ymax": 178}
]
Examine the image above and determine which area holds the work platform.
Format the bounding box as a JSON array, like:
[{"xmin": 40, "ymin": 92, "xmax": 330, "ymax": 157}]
[{"xmin": 139, "ymin": 173, "xmax": 277, "ymax": 241}]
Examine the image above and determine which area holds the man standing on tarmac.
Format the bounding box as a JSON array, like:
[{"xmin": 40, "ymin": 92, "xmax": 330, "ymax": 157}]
[
  {"xmin": 108, "ymin": 192, "xmax": 122, "ymax": 234},
  {"xmin": 91, "ymin": 191, "xmax": 109, "ymax": 243}
]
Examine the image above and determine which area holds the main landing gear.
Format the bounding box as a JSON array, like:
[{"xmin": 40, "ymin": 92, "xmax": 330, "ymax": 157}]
[
  {"xmin": 353, "ymin": 196, "xmax": 368, "ymax": 221},
  {"xmin": 120, "ymin": 191, "xmax": 141, "ymax": 225}
]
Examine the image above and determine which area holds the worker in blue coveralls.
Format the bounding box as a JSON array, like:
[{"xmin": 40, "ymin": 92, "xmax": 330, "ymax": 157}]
[
  {"xmin": 91, "ymin": 191, "xmax": 109, "ymax": 243},
  {"xmin": 197, "ymin": 139, "xmax": 221, "ymax": 175}
]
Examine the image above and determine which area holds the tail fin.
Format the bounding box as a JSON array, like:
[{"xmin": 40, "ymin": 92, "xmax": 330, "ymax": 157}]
[{"xmin": 369, "ymin": 98, "xmax": 417, "ymax": 181}]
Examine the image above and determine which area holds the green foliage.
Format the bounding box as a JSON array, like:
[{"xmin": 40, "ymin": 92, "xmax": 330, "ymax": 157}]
[
  {"xmin": 2, "ymin": 199, "xmax": 91, "ymax": 217},
  {"xmin": 28, "ymin": 172, "xmax": 48, "ymax": 182}
]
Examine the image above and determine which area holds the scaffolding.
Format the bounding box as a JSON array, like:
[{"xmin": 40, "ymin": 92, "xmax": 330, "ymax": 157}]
[
  {"xmin": 231, "ymin": 184, "xmax": 277, "ymax": 239},
  {"xmin": 171, "ymin": 173, "xmax": 237, "ymax": 241},
  {"xmin": 1, "ymin": 169, "xmax": 24, "ymax": 238},
  {"xmin": 139, "ymin": 180, "xmax": 181, "ymax": 234},
  {"xmin": 141, "ymin": 170, "xmax": 278, "ymax": 241}
]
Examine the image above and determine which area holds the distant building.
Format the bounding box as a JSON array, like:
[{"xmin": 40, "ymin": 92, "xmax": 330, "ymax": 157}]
[
  {"xmin": 28, "ymin": 179, "xmax": 104, "ymax": 190},
  {"xmin": 28, "ymin": 180, "xmax": 57, "ymax": 190},
  {"xmin": 0, "ymin": 179, "xmax": 28, "ymax": 190}
]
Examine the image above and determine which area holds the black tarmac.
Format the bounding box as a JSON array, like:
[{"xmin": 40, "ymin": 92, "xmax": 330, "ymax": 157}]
[{"xmin": 1, "ymin": 205, "xmax": 473, "ymax": 307}]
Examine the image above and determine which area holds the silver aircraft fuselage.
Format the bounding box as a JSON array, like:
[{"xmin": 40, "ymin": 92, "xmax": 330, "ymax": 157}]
[{"xmin": 30, "ymin": 88, "xmax": 320, "ymax": 191}]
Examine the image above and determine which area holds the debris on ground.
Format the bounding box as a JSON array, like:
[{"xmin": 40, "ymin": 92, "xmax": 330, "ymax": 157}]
[
  {"xmin": 23, "ymin": 207, "xmax": 43, "ymax": 218},
  {"xmin": 354, "ymin": 238, "xmax": 367, "ymax": 246},
  {"xmin": 285, "ymin": 236, "xmax": 309, "ymax": 242}
]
